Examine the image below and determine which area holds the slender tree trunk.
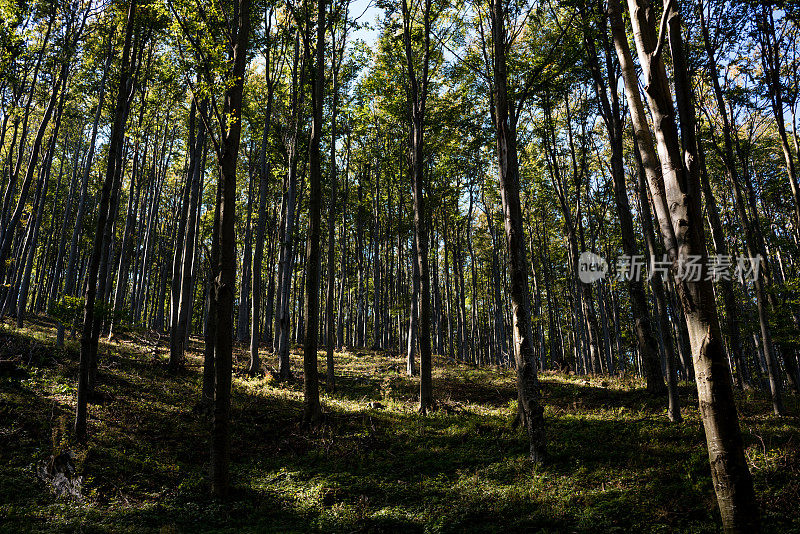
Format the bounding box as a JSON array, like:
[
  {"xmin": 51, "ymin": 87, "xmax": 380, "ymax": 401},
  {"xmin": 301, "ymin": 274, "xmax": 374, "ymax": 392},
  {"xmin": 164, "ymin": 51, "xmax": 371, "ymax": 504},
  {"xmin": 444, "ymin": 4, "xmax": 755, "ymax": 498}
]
[
  {"xmin": 582, "ymin": 8, "xmax": 666, "ymax": 394},
  {"xmin": 490, "ymin": 0, "xmax": 545, "ymax": 461},
  {"xmin": 203, "ymin": 178, "xmax": 221, "ymax": 410},
  {"xmin": 47, "ymin": 131, "xmax": 81, "ymax": 315},
  {"xmin": 109, "ymin": 133, "xmax": 144, "ymax": 337},
  {"xmin": 759, "ymin": 3, "xmax": 800, "ymax": 238},
  {"xmin": 75, "ymin": 0, "xmax": 137, "ymax": 442},
  {"xmin": 325, "ymin": 19, "xmax": 346, "ymax": 388},
  {"xmin": 168, "ymin": 108, "xmax": 195, "ymax": 359},
  {"xmin": 336, "ymin": 174, "xmax": 349, "ymax": 349},
  {"xmin": 275, "ymin": 32, "xmax": 304, "ymax": 379},
  {"xmin": 0, "ymin": 12, "xmax": 54, "ymax": 236},
  {"xmin": 0, "ymin": 61, "xmax": 68, "ymax": 282},
  {"xmin": 237, "ymin": 166, "xmax": 254, "ymax": 343},
  {"xmin": 209, "ymin": 0, "xmax": 251, "ymax": 497},
  {"xmin": 400, "ymin": 0, "xmax": 435, "ymax": 413},
  {"xmin": 634, "ymin": 137, "xmax": 682, "ymax": 420},
  {"xmin": 484, "ymin": 200, "xmax": 507, "ymax": 364},
  {"xmin": 372, "ymin": 166, "xmax": 382, "ymax": 350},
  {"xmin": 249, "ymin": 21, "xmax": 278, "ymax": 375},
  {"xmin": 65, "ymin": 40, "xmax": 113, "ymax": 299},
  {"xmin": 172, "ymin": 100, "xmax": 206, "ymax": 370},
  {"xmin": 16, "ymin": 85, "xmax": 66, "ymax": 326},
  {"xmin": 697, "ymin": 4, "xmax": 747, "ymax": 388},
  {"xmin": 406, "ymin": 233, "xmax": 418, "ymax": 376},
  {"xmin": 302, "ymin": 0, "xmax": 326, "ymax": 425}
]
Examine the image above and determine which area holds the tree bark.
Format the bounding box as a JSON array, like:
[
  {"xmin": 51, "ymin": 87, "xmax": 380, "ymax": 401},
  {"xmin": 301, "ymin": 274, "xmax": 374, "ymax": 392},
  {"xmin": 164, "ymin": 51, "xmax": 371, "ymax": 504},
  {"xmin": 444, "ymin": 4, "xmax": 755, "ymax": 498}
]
[
  {"xmin": 210, "ymin": 0, "xmax": 251, "ymax": 497},
  {"xmin": 249, "ymin": 13, "xmax": 278, "ymax": 375},
  {"xmin": 624, "ymin": 0, "xmax": 760, "ymax": 528},
  {"xmin": 75, "ymin": 0, "xmax": 137, "ymax": 442},
  {"xmin": 325, "ymin": 14, "xmax": 347, "ymax": 389},
  {"xmin": 490, "ymin": 0, "xmax": 545, "ymax": 462},
  {"xmin": 401, "ymin": 0, "xmax": 434, "ymax": 413},
  {"xmin": 173, "ymin": 100, "xmax": 206, "ymax": 370},
  {"xmin": 302, "ymin": 0, "xmax": 326, "ymax": 426},
  {"xmin": 581, "ymin": 4, "xmax": 666, "ymax": 394}
]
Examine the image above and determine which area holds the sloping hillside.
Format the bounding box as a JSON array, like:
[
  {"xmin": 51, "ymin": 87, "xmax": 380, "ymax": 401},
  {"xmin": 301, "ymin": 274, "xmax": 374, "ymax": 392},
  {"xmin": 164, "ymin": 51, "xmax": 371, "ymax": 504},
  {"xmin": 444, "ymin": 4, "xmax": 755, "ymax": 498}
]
[{"xmin": 1, "ymin": 318, "xmax": 798, "ymax": 533}]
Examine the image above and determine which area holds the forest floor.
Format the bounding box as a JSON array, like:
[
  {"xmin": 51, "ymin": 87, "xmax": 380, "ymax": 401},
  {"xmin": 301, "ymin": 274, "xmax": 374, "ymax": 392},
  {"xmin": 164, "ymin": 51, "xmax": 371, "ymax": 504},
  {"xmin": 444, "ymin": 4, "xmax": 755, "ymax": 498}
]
[{"xmin": 1, "ymin": 317, "xmax": 799, "ymax": 533}]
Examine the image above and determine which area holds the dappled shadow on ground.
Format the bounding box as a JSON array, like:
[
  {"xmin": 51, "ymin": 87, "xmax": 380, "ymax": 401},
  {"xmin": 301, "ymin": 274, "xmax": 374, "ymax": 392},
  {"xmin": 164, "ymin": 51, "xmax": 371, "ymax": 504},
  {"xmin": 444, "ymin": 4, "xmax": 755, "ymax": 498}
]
[{"xmin": 1, "ymin": 318, "xmax": 799, "ymax": 532}]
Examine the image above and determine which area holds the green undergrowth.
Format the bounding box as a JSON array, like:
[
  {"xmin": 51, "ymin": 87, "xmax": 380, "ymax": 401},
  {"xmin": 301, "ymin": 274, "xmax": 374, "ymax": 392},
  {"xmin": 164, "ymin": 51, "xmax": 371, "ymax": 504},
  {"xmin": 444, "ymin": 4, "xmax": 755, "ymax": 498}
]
[{"xmin": 1, "ymin": 317, "xmax": 798, "ymax": 533}]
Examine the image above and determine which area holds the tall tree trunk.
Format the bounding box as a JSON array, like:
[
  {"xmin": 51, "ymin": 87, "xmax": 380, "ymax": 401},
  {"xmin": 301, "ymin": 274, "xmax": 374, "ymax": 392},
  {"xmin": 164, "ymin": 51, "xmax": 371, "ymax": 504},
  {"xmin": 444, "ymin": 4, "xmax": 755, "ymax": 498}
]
[
  {"xmin": 109, "ymin": 131, "xmax": 144, "ymax": 338},
  {"xmin": 249, "ymin": 15, "xmax": 278, "ymax": 375},
  {"xmin": 16, "ymin": 81, "xmax": 67, "ymax": 327},
  {"xmin": 303, "ymin": 0, "xmax": 326, "ymax": 425},
  {"xmin": 65, "ymin": 39, "xmax": 114, "ymax": 298},
  {"xmin": 401, "ymin": 0, "xmax": 434, "ymax": 413},
  {"xmin": 490, "ymin": 0, "xmax": 545, "ymax": 462},
  {"xmin": 0, "ymin": 11, "xmax": 54, "ymax": 235},
  {"xmin": 634, "ymin": 137, "xmax": 682, "ymax": 420},
  {"xmin": 581, "ymin": 5, "xmax": 666, "ymax": 395},
  {"xmin": 169, "ymin": 104, "xmax": 195, "ymax": 359},
  {"xmin": 203, "ymin": 177, "xmax": 221, "ymax": 410},
  {"xmin": 47, "ymin": 130, "xmax": 81, "ymax": 317},
  {"xmin": 173, "ymin": 100, "xmax": 206, "ymax": 369},
  {"xmin": 325, "ymin": 17, "xmax": 347, "ymax": 388},
  {"xmin": 759, "ymin": 2, "xmax": 800, "ymax": 239},
  {"xmin": 275, "ymin": 31, "xmax": 304, "ymax": 379},
  {"xmin": 210, "ymin": 0, "xmax": 251, "ymax": 497},
  {"xmin": 697, "ymin": 3, "xmax": 747, "ymax": 389},
  {"xmin": 237, "ymin": 165, "xmax": 254, "ymax": 343},
  {"xmin": 484, "ymin": 198, "xmax": 507, "ymax": 364},
  {"xmin": 372, "ymin": 166, "xmax": 382, "ymax": 350},
  {"xmin": 406, "ymin": 232, "xmax": 418, "ymax": 376},
  {"xmin": 75, "ymin": 0, "xmax": 137, "ymax": 442},
  {"xmin": 623, "ymin": 0, "xmax": 760, "ymax": 528},
  {"xmin": 336, "ymin": 172, "xmax": 349, "ymax": 349}
]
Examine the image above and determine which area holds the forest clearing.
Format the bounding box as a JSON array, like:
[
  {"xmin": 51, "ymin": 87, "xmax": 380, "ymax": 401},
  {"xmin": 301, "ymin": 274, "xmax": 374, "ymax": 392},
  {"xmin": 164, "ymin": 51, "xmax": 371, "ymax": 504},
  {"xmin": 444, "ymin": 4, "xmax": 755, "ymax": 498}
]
[{"xmin": 1, "ymin": 319, "xmax": 798, "ymax": 533}]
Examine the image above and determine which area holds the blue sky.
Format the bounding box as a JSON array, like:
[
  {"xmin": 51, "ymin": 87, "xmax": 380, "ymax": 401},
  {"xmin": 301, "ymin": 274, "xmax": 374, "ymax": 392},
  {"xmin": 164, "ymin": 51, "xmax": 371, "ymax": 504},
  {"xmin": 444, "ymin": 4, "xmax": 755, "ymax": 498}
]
[{"xmin": 349, "ymin": 0, "xmax": 381, "ymax": 47}]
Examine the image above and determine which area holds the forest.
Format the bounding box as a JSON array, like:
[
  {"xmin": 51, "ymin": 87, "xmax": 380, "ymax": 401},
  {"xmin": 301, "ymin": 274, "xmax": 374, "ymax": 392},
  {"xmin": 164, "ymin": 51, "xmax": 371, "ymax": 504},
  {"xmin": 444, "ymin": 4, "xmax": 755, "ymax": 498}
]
[{"xmin": 1, "ymin": 0, "xmax": 799, "ymax": 531}]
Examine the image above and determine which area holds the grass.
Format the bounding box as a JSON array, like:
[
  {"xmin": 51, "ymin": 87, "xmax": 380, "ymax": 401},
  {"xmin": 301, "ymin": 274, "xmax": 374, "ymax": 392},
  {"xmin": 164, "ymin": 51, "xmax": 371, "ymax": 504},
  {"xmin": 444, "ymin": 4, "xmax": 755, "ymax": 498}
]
[{"xmin": 1, "ymin": 316, "xmax": 799, "ymax": 533}]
